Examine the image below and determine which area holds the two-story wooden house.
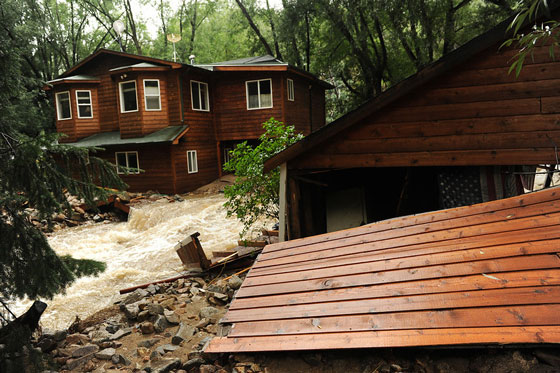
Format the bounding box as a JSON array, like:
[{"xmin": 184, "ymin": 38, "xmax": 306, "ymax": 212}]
[{"xmin": 45, "ymin": 49, "xmax": 331, "ymax": 194}]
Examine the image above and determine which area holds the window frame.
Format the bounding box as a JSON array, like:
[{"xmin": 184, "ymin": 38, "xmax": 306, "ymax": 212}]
[
  {"xmin": 287, "ymin": 78, "xmax": 294, "ymax": 101},
  {"xmin": 190, "ymin": 80, "xmax": 210, "ymax": 112},
  {"xmin": 187, "ymin": 150, "xmax": 198, "ymax": 174},
  {"xmin": 143, "ymin": 79, "xmax": 161, "ymax": 111},
  {"xmin": 245, "ymin": 78, "xmax": 273, "ymax": 110},
  {"xmin": 118, "ymin": 80, "xmax": 138, "ymax": 113},
  {"xmin": 75, "ymin": 90, "xmax": 93, "ymax": 119},
  {"xmin": 115, "ymin": 151, "xmax": 140, "ymax": 174},
  {"xmin": 56, "ymin": 91, "xmax": 72, "ymax": 120}
]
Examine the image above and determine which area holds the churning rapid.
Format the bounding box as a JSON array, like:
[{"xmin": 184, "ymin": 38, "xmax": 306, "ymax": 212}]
[{"xmin": 12, "ymin": 193, "xmax": 245, "ymax": 330}]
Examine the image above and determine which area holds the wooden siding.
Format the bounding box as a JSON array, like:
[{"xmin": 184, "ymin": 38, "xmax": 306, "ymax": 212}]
[
  {"xmin": 214, "ymin": 72, "xmax": 284, "ymax": 141},
  {"xmin": 95, "ymin": 144, "xmax": 175, "ymax": 194},
  {"xmin": 206, "ymin": 187, "xmax": 560, "ymax": 352},
  {"xmin": 291, "ymin": 43, "xmax": 560, "ymax": 170},
  {"xmin": 173, "ymin": 140, "xmax": 219, "ymax": 193},
  {"xmin": 54, "ymin": 84, "xmax": 100, "ymax": 143}
]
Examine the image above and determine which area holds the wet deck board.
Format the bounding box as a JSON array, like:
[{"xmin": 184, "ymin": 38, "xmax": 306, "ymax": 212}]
[{"xmin": 205, "ymin": 188, "xmax": 560, "ymax": 353}]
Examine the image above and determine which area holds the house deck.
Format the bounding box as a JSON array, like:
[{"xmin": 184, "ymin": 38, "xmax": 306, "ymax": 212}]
[{"xmin": 206, "ymin": 187, "xmax": 560, "ymax": 352}]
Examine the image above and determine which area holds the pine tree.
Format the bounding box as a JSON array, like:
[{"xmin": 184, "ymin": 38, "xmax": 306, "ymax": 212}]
[{"xmin": 0, "ymin": 0, "xmax": 126, "ymax": 307}]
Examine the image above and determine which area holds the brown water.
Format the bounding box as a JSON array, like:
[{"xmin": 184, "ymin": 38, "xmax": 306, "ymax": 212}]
[{"xmin": 12, "ymin": 193, "xmax": 245, "ymax": 330}]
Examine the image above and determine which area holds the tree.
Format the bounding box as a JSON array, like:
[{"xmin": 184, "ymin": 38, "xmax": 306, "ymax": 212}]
[
  {"xmin": 501, "ymin": 0, "xmax": 560, "ymax": 76},
  {"xmin": 0, "ymin": 0, "xmax": 125, "ymax": 306},
  {"xmin": 223, "ymin": 118, "xmax": 303, "ymax": 237}
]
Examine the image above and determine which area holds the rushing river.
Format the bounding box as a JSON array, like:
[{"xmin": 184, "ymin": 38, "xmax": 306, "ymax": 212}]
[{"xmin": 11, "ymin": 193, "xmax": 245, "ymax": 330}]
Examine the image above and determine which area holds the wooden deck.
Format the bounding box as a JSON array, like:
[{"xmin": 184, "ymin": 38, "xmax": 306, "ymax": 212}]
[{"xmin": 206, "ymin": 187, "xmax": 560, "ymax": 352}]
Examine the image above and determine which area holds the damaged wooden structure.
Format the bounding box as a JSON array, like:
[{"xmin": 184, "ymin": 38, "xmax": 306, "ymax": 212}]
[
  {"xmin": 206, "ymin": 187, "xmax": 560, "ymax": 352},
  {"xmin": 264, "ymin": 8, "xmax": 560, "ymax": 241}
]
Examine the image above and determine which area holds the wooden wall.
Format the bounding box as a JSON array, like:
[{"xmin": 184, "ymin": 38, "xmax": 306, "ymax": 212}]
[
  {"xmin": 96, "ymin": 144, "xmax": 175, "ymax": 194},
  {"xmin": 292, "ymin": 43, "xmax": 560, "ymax": 170},
  {"xmin": 214, "ymin": 71, "xmax": 285, "ymax": 141},
  {"xmin": 173, "ymin": 140, "xmax": 219, "ymax": 193},
  {"xmin": 54, "ymin": 84, "xmax": 100, "ymax": 143}
]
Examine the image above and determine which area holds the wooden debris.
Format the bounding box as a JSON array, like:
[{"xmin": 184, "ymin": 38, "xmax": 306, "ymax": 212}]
[{"xmin": 206, "ymin": 187, "xmax": 560, "ymax": 353}]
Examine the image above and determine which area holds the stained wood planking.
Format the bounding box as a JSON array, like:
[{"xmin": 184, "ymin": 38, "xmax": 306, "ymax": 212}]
[
  {"xmin": 230, "ymin": 269, "xmax": 560, "ymax": 310},
  {"xmin": 229, "ymin": 304, "xmax": 560, "ymax": 337},
  {"xmin": 206, "ymin": 327, "xmax": 560, "ymax": 352},
  {"xmin": 206, "ymin": 188, "xmax": 560, "ymax": 352}
]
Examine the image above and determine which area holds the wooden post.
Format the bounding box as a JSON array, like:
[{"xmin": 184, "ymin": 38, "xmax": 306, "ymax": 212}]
[{"xmin": 279, "ymin": 163, "xmax": 287, "ymax": 242}]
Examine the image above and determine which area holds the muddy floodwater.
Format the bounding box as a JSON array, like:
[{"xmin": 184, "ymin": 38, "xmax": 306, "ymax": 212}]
[{"xmin": 12, "ymin": 193, "xmax": 245, "ymax": 330}]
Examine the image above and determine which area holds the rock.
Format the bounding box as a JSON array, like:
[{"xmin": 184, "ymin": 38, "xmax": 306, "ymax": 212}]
[
  {"xmin": 154, "ymin": 315, "xmax": 169, "ymax": 333},
  {"xmin": 93, "ymin": 214, "xmax": 103, "ymax": 222},
  {"xmin": 54, "ymin": 329, "xmax": 67, "ymax": 341},
  {"xmin": 105, "ymin": 323, "xmax": 120, "ymax": 334},
  {"xmin": 141, "ymin": 322, "xmax": 155, "ymax": 334},
  {"xmin": 147, "ymin": 303, "xmax": 165, "ymax": 315},
  {"xmin": 196, "ymin": 318, "xmax": 210, "ymax": 328},
  {"xmin": 123, "ymin": 289, "xmax": 149, "ymax": 305},
  {"xmin": 390, "ymin": 364, "xmax": 403, "ymax": 372},
  {"xmin": 37, "ymin": 337, "xmax": 57, "ymax": 353},
  {"xmin": 83, "ymin": 360, "xmax": 96, "ymax": 371},
  {"xmin": 192, "ymin": 277, "xmax": 206, "ymax": 287},
  {"xmin": 162, "ymin": 344, "xmax": 179, "ymax": 352},
  {"xmin": 72, "ymin": 344, "xmax": 99, "ymax": 358},
  {"xmin": 95, "ymin": 347, "xmax": 116, "ymax": 360},
  {"xmin": 200, "ymin": 364, "xmax": 218, "ymax": 373},
  {"xmin": 152, "ymin": 349, "xmax": 162, "ymax": 360},
  {"xmin": 110, "ymin": 327, "xmax": 132, "ymax": 340},
  {"xmin": 138, "ymin": 309, "xmax": 151, "ymax": 322},
  {"xmin": 146, "ymin": 284, "xmax": 160, "ymax": 294},
  {"xmin": 65, "ymin": 353, "xmax": 95, "ymax": 371},
  {"xmin": 137, "ymin": 347, "xmax": 150, "ymax": 360},
  {"xmin": 172, "ymin": 322, "xmax": 196, "ymax": 345},
  {"xmin": 183, "ymin": 358, "xmax": 206, "ymax": 370},
  {"xmin": 160, "ymin": 298, "xmax": 175, "ymax": 309},
  {"xmin": 66, "ymin": 333, "xmax": 89, "ymax": 345},
  {"xmin": 164, "ymin": 310, "xmax": 179, "ymax": 324},
  {"xmin": 121, "ymin": 303, "xmax": 140, "ymax": 320},
  {"xmin": 200, "ymin": 306, "xmax": 220, "ymax": 321},
  {"xmin": 90, "ymin": 328, "xmax": 111, "ymax": 343},
  {"xmin": 207, "ymin": 282, "xmax": 227, "ymax": 294},
  {"xmin": 151, "ymin": 358, "xmax": 181, "ymax": 373},
  {"xmin": 112, "ymin": 353, "xmax": 131, "ymax": 365},
  {"xmin": 138, "ymin": 338, "xmax": 159, "ymax": 348}
]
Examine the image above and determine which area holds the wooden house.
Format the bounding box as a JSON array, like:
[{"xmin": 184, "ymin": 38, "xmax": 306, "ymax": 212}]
[
  {"xmin": 46, "ymin": 50, "xmax": 331, "ymax": 194},
  {"xmin": 264, "ymin": 15, "xmax": 560, "ymax": 241}
]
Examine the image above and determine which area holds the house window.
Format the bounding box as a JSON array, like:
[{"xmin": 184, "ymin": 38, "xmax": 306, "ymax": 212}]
[
  {"xmin": 287, "ymin": 79, "xmax": 294, "ymax": 101},
  {"xmin": 191, "ymin": 81, "xmax": 209, "ymax": 111},
  {"xmin": 143, "ymin": 80, "xmax": 161, "ymax": 111},
  {"xmin": 187, "ymin": 150, "xmax": 198, "ymax": 173},
  {"xmin": 76, "ymin": 90, "xmax": 93, "ymax": 118},
  {"xmin": 56, "ymin": 91, "xmax": 72, "ymax": 120},
  {"xmin": 115, "ymin": 151, "xmax": 140, "ymax": 174},
  {"xmin": 246, "ymin": 79, "xmax": 272, "ymax": 109},
  {"xmin": 119, "ymin": 80, "xmax": 138, "ymax": 113}
]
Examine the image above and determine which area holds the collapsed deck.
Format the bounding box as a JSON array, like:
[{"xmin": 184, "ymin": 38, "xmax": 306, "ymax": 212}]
[{"xmin": 206, "ymin": 187, "xmax": 560, "ymax": 352}]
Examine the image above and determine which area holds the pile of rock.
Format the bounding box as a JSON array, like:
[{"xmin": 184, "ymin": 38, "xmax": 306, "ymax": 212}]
[{"xmin": 34, "ymin": 272, "xmax": 246, "ymax": 372}]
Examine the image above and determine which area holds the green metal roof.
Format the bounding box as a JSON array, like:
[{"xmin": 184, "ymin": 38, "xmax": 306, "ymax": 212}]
[{"xmin": 65, "ymin": 125, "xmax": 188, "ymax": 147}]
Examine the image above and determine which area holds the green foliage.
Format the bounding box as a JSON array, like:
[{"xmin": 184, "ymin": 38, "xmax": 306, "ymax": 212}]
[
  {"xmin": 0, "ymin": 0, "xmax": 125, "ymax": 301},
  {"xmin": 223, "ymin": 118, "xmax": 303, "ymax": 237},
  {"xmin": 59, "ymin": 256, "xmax": 107, "ymax": 278},
  {"xmin": 502, "ymin": 0, "xmax": 560, "ymax": 77}
]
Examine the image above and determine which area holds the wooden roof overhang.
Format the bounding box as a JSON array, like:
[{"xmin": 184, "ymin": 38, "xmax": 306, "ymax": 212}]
[
  {"xmin": 43, "ymin": 75, "xmax": 101, "ymax": 90},
  {"xmin": 206, "ymin": 187, "xmax": 560, "ymax": 353},
  {"xmin": 60, "ymin": 48, "xmax": 183, "ymax": 78},
  {"xmin": 263, "ymin": 4, "xmax": 560, "ymax": 173}
]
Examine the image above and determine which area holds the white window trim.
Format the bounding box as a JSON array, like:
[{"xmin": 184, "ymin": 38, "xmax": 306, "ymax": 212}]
[
  {"xmin": 75, "ymin": 90, "xmax": 93, "ymax": 119},
  {"xmin": 287, "ymin": 79, "xmax": 294, "ymax": 101},
  {"xmin": 190, "ymin": 80, "xmax": 210, "ymax": 112},
  {"xmin": 56, "ymin": 91, "xmax": 72, "ymax": 120},
  {"xmin": 143, "ymin": 79, "xmax": 161, "ymax": 111},
  {"xmin": 115, "ymin": 151, "xmax": 140, "ymax": 174},
  {"xmin": 246, "ymin": 78, "xmax": 273, "ymax": 110},
  {"xmin": 119, "ymin": 80, "xmax": 138, "ymax": 113},
  {"xmin": 187, "ymin": 150, "xmax": 198, "ymax": 174}
]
